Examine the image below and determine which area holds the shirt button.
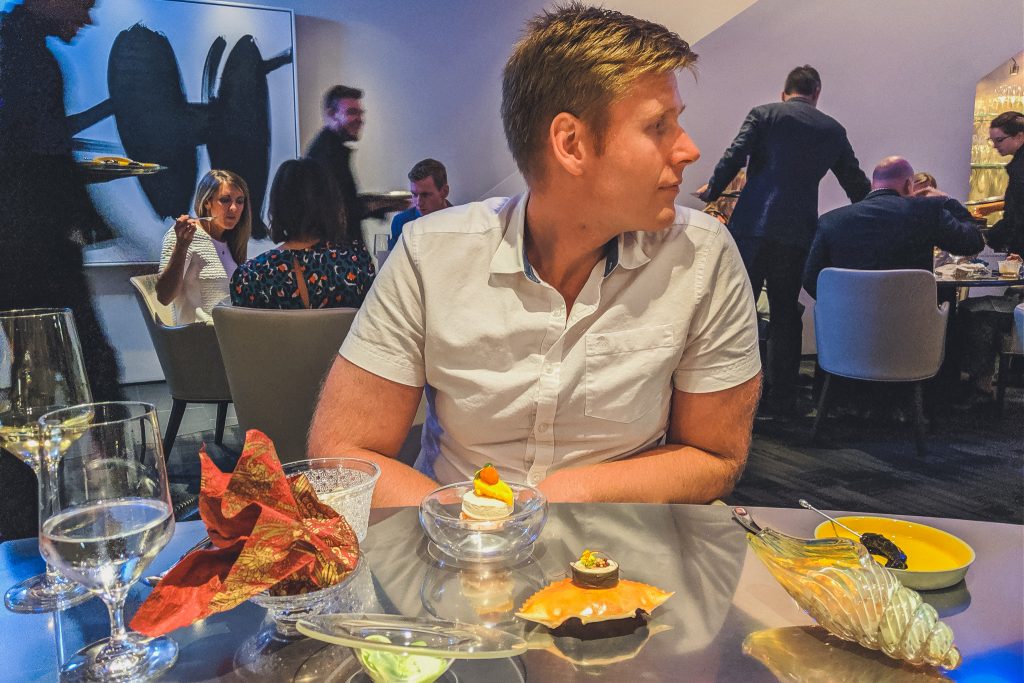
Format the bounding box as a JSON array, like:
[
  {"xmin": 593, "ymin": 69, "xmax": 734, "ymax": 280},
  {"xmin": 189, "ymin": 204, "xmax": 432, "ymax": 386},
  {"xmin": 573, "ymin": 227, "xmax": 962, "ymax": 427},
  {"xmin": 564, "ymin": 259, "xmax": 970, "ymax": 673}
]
[
  {"xmin": 527, "ymin": 472, "xmax": 541, "ymax": 486},
  {"xmin": 543, "ymin": 365, "xmax": 554, "ymax": 375},
  {"xmin": 537, "ymin": 423, "xmax": 550, "ymax": 434}
]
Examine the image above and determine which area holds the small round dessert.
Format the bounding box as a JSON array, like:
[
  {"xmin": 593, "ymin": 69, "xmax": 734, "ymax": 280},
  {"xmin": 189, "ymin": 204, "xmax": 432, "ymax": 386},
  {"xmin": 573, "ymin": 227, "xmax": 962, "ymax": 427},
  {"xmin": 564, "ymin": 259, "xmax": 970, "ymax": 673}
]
[
  {"xmin": 460, "ymin": 464, "xmax": 515, "ymax": 522},
  {"xmin": 419, "ymin": 482, "xmax": 548, "ymax": 566},
  {"xmin": 461, "ymin": 491, "xmax": 513, "ymax": 521},
  {"xmin": 570, "ymin": 550, "xmax": 620, "ymax": 589}
]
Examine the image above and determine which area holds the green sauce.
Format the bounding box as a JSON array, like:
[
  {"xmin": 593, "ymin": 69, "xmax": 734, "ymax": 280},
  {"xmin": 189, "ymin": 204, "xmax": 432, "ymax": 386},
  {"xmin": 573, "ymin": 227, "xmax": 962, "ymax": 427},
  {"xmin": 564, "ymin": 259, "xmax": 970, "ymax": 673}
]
[{"xmin": 357, "ymin": 634, "xmax": 451, "ymax": 683}]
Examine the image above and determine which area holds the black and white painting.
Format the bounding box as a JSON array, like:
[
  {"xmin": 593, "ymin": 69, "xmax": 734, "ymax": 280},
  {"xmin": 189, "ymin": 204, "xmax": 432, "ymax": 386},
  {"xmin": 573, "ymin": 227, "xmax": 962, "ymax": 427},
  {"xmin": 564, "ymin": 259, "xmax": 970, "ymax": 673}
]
[{"xmin": 52, "ymin": 0, "xmax": 297, "ymax": 263}]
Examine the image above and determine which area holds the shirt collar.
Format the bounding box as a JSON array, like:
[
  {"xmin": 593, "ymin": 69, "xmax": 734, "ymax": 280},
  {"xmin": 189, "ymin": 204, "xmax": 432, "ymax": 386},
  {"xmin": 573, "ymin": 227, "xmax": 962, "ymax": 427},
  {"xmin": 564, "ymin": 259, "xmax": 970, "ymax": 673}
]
[
  {"xmin": 866, "ymin": 188, "xmax": 901, "ymax": 198},
  {"xmin": 489, "ymin": 192, "xmax": 651, "ymax": 281}
]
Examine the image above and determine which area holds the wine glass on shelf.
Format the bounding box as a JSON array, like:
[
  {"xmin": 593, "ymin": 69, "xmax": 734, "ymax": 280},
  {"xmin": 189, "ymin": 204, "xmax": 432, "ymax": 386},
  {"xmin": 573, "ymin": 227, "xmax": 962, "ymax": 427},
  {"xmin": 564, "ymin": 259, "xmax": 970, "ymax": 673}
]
[
  {"xmin": 0, "ymin": 308, "xmax": 92, "ymax": 613},
  {"xmin": 38, "ymin": 401, "xmax": 177, "ymax": 682}
]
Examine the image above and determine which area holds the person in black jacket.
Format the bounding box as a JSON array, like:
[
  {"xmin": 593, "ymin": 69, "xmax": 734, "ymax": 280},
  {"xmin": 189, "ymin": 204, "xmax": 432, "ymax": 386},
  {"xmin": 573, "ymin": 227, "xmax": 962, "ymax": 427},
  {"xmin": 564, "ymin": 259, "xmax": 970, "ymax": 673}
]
[
  {"xmin": 699, "ymin": 65, "xmax": 869, "ymax": 412},
  {"xmin": 957, "ymin": 112, "xmax": 1024, "ymax": 403},
  {"xmin": 802, "ymin": 157, "xmax": 984, "ymax": 298},
  {"xmin": 984, "ymin": 111, "xmax": 1024, "ymax": 255},
  {"xmin": 305, "ymin": 85, "xmax": 371, "ymax": 246},
  {"xmin": 0, "ymin": 0, "xmax": 123, "ymax": 540}
]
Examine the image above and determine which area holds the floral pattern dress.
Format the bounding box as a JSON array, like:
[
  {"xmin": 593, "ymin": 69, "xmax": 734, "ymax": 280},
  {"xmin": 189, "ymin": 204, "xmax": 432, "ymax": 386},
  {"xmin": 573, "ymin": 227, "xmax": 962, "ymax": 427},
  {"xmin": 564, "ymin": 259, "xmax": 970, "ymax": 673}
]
[{"xmin": 230, "ymin": 241, "xmax": 375, "ymax": 309}]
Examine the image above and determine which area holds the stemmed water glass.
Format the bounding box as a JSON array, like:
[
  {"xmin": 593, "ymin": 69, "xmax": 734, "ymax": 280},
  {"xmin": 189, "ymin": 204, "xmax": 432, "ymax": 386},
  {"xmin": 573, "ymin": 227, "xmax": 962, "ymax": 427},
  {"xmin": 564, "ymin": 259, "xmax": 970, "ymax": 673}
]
[
  {"xmin": 38, "ymin": 401, "xmax": 178, "ymax": 682},
  {"xmin": 0, "ymin": 308, "xmax": 92, "ymax": 612}
]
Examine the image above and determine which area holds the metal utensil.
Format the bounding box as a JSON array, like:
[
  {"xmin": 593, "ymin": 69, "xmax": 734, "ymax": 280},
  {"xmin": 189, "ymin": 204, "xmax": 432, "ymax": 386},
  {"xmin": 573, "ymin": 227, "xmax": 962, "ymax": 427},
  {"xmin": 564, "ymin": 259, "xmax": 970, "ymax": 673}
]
[
  {"xmin": 143, "ymin": 536, "xmax": 212, "ymax": 587},
  {"xmin": 798, "ymin": 500, "xmax": 862, "ymax": 537},
  {"xmin": 798, "ymin": 500, "xmax": 908, "ymax": 569},
  {"xmin": 731, "ymin": 506, "xmax": 764, "ymax": 535}
]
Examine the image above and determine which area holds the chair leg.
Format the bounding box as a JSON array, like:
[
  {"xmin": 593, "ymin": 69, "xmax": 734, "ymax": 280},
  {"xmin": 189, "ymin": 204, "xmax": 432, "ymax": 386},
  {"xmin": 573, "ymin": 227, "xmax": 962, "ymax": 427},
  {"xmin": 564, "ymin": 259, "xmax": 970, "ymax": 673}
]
[
  {"xmin": 912, "ymin": 382, "xmax": 927, "ymax": 456},
  {"xmin": 995, "ymin": 353, "xmax": 1008, "ymax": 417},
  {"xmin": 810, "ymin": 373, "xmax": 832, "ymax": 443},
  {"xmin": 215, "ymin": 401, "xmax": 229, "ymax": 446},
  {"xmin": 163, "ymin": 399, "xmax": 187, "ymax": 459}
]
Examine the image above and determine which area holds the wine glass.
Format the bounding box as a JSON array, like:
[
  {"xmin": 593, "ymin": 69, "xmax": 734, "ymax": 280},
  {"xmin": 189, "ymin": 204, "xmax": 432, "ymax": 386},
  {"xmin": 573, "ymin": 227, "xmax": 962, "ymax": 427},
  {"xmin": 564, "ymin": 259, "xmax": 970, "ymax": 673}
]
[
  {"xmin": 373, "ymin": 233, "xmax": 390, "ymax": 268},
  {"xmin": 38, "ymin": 401, "xmax": 178, "ymax": 682},
  {"xmin": 0, "ymin": 308, "xmax": 92, "ymax": 613}
]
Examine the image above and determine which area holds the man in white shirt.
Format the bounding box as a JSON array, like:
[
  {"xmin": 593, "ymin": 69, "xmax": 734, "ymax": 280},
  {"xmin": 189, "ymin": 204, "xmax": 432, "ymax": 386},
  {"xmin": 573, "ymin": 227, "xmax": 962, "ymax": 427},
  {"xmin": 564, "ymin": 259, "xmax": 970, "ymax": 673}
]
[{"xmin": 309, "ymin": 3, "xmax": 762, "ymax": 507}]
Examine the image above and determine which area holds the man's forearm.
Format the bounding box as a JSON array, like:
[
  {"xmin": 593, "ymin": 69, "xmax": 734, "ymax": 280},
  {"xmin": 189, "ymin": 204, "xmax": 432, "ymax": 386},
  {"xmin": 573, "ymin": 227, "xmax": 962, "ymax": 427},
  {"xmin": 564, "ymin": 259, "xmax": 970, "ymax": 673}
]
[
  {"xmin": 538, "ymin": 443, "xmax": 744, "ymax": 505},
  {"xmin": 331, "ymin": 447, "xmax": 438, "ymax": 508}
]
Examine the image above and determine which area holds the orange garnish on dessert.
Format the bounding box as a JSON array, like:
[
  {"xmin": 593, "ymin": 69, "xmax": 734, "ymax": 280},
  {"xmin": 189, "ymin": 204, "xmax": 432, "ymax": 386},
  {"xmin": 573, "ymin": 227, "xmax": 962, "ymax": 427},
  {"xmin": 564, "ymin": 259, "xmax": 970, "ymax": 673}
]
[
  {"xmin": 473, "ymin": 463, "xmax": 514, "ymax": 506},
  {"xmin": 479, "ymin": 464, "xmax": 499, "ymax": 485}
]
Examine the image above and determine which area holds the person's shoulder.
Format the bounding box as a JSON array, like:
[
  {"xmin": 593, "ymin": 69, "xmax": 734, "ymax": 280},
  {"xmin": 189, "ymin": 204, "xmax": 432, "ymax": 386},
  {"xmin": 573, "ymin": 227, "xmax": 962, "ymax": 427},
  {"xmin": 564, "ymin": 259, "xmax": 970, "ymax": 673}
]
[
  {"xmin": 391, "ymin": 206, "xmax": 419, "ymax": 225},
  {"xmin": 405, "ymin": 197, "xmax": 511, "ymax": 239},
  {"xmin": 305, "ymin": 128, "xmax": 337, "ymax": 155},
  {"xmin": 818, "ymin": 200, "xmax": 860, "ymax": 227},
  {"xmin": 640, "ymin": 205, "xmax": 729, "ymax": 253}
]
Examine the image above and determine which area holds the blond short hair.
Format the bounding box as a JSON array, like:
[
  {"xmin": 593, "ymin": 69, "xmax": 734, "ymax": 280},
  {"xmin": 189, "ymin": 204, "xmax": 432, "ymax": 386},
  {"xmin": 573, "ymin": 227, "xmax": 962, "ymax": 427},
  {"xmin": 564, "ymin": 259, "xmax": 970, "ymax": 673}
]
[{"xmin": 501, "ymin": 2, "xmax": 696, "ymax": 182}]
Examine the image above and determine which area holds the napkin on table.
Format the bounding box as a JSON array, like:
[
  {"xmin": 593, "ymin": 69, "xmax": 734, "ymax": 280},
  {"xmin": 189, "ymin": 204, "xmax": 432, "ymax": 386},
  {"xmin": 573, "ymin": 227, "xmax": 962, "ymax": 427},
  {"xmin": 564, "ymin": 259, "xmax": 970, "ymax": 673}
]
[{"xmin": 131, "ymin": 429, "xmax": 359, "ymax": 637}]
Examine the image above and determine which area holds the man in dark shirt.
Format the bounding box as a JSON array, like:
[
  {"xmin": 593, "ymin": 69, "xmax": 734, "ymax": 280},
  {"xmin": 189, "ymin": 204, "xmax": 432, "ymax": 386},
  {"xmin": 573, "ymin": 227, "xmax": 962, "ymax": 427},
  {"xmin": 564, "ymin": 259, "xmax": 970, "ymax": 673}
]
[
  {"xmin": 388, "ymin": 158, "xmax": 452, "ymax": 250},
  {"xmin": 0, "ymin": 0, "xmax": 123, "ymax": 539},
  {"xmin": 803, "ymin": 157, "xmax": 984, "ymax": 298},
  {"xmin": 699, "ymin": 65, "xmax": 870, "ymax": 412},
  {"xmin": 0, "ymin": 0, "xmax": 121, "ymax": 397},
  {"xmin": 305, "ymin": 85, "xmax": 377, "ymax": 244}
]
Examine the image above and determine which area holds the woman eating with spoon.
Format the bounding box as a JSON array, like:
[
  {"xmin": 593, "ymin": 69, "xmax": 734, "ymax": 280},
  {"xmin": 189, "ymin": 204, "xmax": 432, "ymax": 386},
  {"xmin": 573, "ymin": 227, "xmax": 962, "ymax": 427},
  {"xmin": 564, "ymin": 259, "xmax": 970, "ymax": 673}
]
[{"xmin": 157, "ymin": 169, "xmax": 253, "ymax": 324}]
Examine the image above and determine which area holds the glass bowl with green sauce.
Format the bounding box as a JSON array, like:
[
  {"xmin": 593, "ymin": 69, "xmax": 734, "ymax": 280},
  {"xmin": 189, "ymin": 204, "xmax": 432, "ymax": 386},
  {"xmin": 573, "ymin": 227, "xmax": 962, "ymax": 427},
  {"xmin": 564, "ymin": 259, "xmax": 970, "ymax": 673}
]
[{"xmin": 296, "ymin": 613, "xmax": 528, "ymax": 683}]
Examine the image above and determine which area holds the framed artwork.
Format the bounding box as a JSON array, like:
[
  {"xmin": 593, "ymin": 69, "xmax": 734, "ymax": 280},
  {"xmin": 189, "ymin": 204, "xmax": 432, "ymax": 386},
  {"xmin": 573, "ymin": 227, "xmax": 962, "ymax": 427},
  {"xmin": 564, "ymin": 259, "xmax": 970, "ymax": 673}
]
[{"xmin": 51, "ymin": 0, "xmax": 298, "ymax": 263}]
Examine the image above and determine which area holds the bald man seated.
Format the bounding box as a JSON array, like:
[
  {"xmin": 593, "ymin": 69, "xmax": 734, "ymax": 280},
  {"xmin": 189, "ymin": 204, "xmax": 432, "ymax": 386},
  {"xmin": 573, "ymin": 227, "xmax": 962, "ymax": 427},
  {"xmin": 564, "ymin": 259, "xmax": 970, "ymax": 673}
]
[{"xmin": 803, "ymin": 156, "xmax": 984, "ymax": 297}]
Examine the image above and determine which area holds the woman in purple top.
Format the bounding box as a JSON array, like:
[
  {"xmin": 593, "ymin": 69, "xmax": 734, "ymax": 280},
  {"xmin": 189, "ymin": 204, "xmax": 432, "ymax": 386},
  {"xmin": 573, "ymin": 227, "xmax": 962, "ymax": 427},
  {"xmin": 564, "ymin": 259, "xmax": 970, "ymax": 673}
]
[{"xmin": 231, "ymin": 159, "xmax": 375, "ymax": 309}]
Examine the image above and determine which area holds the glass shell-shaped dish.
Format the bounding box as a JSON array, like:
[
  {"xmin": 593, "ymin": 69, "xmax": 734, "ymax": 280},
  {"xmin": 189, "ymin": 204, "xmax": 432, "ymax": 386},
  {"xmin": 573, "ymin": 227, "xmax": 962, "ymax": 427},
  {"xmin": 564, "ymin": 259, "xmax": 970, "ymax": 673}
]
[{"xmin": 747, "ymin": 528, "xmax": 961, "ymax": 670}]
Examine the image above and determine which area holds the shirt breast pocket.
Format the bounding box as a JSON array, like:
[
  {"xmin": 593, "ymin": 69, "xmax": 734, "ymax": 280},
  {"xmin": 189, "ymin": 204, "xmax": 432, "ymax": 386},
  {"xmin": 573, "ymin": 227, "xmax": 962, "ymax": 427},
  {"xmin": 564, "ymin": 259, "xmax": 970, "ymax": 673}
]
[{"xmin": 584, "ymin": 325, "xmax": 680, "ymax": 423}]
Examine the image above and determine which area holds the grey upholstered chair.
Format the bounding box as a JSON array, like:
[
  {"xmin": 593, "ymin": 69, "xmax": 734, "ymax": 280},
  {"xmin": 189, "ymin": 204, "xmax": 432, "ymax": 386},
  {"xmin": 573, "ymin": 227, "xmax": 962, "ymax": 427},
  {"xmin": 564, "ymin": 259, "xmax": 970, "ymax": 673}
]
[
  {"xmin": 812, "ymin": 268, "xmax": 949, "ymax": 455},
  {"xmin": 129, "ymin": 275, "xmax": 232, "ymax": 456},
  {"xmin": 995, "ymin": 302, "xmax": 1024, "ymax": 415},
  {"xmin": 212, "ymin": 305, "xmax": 358, "ymax": 464}
]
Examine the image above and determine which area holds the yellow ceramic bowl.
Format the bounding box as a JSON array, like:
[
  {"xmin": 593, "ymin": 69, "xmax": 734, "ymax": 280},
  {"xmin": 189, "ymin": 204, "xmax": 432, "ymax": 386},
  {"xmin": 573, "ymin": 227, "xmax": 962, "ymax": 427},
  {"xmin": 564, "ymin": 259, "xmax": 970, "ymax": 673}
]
[{"xmin": 813, "ymin": 516, "xmax": 975, "ymax": 591}]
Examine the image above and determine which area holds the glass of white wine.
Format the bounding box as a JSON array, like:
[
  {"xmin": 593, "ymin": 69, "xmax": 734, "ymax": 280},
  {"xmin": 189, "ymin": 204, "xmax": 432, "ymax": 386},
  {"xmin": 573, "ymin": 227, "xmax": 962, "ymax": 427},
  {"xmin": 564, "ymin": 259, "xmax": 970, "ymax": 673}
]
[
  {"xmin": 38, "ymin": 402, "xmax": 178, "ymax": 682},
  {"xmin": 0, "ymin": 308, "xmax": 92, "ymax": 613}
]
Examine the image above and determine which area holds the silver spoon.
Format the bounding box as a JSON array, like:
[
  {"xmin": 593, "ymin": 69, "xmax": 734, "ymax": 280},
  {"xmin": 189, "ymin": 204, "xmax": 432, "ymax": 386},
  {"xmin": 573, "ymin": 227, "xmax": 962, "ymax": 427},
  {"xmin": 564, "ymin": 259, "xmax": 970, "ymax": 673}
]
[
  {"xmin": 798, "ymin": 499, "xmax": 862, "ymax": 538},
  {"xmin": 143, "ymin": 536, "xmax": 212, "ymax": 587},
  {"xmin": 799, "ymin": 499, "xmax": 908, "ymax": 569}
]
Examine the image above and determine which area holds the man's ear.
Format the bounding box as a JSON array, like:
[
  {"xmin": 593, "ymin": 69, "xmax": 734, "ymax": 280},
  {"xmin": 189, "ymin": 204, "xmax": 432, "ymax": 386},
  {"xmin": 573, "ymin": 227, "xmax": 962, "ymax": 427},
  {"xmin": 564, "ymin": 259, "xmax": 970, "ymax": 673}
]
[
  {"xmin": 548, "ymin": 112, "xmax": 587, "ymax": 177},
  {"xmin": 439, "ymin": 184, "xmax": 450, "ymax": 200}
]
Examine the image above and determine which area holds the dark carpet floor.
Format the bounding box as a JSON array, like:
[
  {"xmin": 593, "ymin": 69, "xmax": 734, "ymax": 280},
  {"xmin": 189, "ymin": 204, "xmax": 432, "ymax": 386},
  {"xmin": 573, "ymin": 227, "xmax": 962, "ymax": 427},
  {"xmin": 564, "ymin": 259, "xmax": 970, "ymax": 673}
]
[{"xmin": 728, "ymin": 364, "xmax": 1024, "ymax": 525}]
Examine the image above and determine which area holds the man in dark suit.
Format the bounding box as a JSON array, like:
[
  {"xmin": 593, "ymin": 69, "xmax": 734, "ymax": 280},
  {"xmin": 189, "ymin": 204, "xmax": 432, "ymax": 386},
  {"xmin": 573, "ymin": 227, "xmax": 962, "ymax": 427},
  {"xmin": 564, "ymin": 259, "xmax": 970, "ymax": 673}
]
[
  {"xmin": 305, "ymin": 85, "xmax": 369, "ymax": 241},
  {"xmin": 699, "ymin": 65, "xmax": 870, "ymax": 412},
  {"xmin": 803, "ymin": 157, "xmax": 984, "ymax": 297}
]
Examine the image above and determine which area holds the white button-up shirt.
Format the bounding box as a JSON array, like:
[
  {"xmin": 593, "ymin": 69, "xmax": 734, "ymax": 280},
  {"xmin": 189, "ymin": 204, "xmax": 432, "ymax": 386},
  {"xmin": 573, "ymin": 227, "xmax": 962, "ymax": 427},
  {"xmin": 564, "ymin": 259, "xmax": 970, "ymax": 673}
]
[{"xmin": 340, "ymin": 193, "xmax": 760, "ymax": 485}]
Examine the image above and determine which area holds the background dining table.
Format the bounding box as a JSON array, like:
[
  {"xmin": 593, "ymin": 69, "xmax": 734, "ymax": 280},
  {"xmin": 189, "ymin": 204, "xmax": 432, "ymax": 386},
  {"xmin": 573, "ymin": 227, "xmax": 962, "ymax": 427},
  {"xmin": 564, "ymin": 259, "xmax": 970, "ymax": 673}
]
[{"xmin": 1, "ymin": 503, "xmax": 1021, "ymax": 682}]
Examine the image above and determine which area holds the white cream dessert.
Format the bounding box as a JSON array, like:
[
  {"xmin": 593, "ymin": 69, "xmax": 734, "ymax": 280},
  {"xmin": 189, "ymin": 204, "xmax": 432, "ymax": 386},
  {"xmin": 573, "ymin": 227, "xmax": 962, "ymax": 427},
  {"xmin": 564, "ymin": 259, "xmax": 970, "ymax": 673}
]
[
  {"xmin": 461, "ymin": 463, "xmax": 514, "ymax": 521},
  {"xmin": 461, "ymin": 491, "xmax": 513, "ymax": 520}
]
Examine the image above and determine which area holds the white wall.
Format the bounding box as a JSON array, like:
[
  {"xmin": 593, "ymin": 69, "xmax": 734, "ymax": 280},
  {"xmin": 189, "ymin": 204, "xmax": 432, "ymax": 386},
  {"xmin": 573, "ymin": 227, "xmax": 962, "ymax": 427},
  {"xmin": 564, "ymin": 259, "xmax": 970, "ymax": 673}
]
[{"xmin": 93, "ymin": 0, "xmax": 1024, "ymax": 381}]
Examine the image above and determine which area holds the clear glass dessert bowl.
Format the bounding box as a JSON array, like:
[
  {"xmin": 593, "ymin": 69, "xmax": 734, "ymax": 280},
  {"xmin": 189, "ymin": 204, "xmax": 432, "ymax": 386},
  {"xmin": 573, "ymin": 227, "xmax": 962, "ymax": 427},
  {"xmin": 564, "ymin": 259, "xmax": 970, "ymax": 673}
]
[
  {"xmin": 419, "ymin": 482, "xmax": 548, "ymax": 566},
  {"xmin": 249, "ymin": 553, "xmax": 369, "ymax": 637},
  {"xmin": 281, "ymin": 457, "xmax": 380, "ymax": 542}
]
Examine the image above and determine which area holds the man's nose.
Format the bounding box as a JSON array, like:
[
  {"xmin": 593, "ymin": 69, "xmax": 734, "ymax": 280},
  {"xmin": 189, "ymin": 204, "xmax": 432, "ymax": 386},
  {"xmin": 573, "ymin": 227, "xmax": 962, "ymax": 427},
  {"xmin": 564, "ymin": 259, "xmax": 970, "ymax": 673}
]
[{"xmin": 673, "ymin": 130, "xmax": 700, "ymax": 167}]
